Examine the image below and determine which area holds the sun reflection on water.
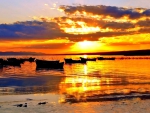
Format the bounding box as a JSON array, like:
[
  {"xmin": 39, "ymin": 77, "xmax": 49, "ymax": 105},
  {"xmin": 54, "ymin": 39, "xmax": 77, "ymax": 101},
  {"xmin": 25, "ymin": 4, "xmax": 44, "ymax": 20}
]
[
  {"xmin": 59, "ymin": 76, "xmax": 101, "ymax": 93},
  {"xmin": 83, "ymin": 64, "xmax": 87, "ymax": 75}
]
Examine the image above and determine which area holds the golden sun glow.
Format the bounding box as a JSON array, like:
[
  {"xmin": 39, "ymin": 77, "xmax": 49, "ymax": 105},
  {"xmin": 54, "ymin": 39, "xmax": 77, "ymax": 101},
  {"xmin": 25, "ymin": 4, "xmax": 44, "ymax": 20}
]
[
  {"xmin": 77, "ymin": 40, "xmax": 97, "ymax": 51},
  {"xmin": 71, "ymin": 40, "xmax": 102, "ymax": 52},
  {"xmin": 79, "ymin": 40, "xmax": 93, "ymax": 48}
]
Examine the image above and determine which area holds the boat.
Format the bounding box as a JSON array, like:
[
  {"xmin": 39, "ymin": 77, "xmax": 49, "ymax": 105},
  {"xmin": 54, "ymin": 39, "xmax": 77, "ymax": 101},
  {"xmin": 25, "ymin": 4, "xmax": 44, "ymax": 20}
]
[
  {"xmin": 3, "ymin": 58, "xmax": 21, "ymax": 67},
  {"xmin": 97, "ymin": 57, "xmax": 116, "ymax": 60},
  {"xmin": 7, "ymin": 58, "xmax": 24, "ymax": 64},
  {"xmin": 2, "ymin": 60, "xmax": 21, "ymax": 67},
  {"xmin": 36, "ymin": 59, "xmax": 64, "ymax": 69},
  {"xmin": 0, "ymin": 64, "xmax": 3, "ymax": 68},
  {"xmin": 64, "ymin": 58, "xmax": 86, "ymax": 64},
  {"xmin": 19, "ymin": 57, "xmax": 35, "ymax": 63},
  {"xmin": 0, "ymin": 58, "xmax": 3, "ymax": 63},
  {"xmin": 80, "ymin": 57, "xmax": 96, "ymax": 61},
  {"xmin": 28, "ymin": 57, "xmax": 35, "ymax": 62}
]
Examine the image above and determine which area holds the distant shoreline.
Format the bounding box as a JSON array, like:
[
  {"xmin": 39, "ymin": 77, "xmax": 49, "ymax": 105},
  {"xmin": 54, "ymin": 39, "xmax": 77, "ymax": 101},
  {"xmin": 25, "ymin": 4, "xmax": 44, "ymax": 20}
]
[
  {"xmin": 0, "ymin": 49, "xmax": 150, "ymax": 56},
  {"xmin": 46, "ymin": 49, "xmax": 150, "ymax": 56}
]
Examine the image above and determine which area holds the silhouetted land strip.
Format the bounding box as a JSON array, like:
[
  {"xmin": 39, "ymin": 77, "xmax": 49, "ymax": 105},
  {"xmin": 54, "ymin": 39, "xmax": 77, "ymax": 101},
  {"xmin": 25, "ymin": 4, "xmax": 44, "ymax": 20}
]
[
  {"xmin": 0, "ymin": 52, "xmax": 45, "ymax": 56},
  {"xmin": 54, "ymin": 49, "xmax": 150, "ymax": 56}
]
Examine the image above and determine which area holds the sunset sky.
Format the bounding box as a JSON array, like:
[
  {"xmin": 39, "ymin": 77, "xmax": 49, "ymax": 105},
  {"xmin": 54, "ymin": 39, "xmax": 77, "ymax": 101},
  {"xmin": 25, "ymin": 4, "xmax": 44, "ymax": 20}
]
[{"xmin": 0, "ymin": 0, "xmax": 150, "ymax": 54}]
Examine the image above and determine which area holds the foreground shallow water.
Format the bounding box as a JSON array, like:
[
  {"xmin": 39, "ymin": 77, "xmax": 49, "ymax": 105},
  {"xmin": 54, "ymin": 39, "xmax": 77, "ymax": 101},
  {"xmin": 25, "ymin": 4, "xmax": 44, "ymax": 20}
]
[{"xmin": 0, "ymin": 94, "xmax": 150, "ymax": 113}]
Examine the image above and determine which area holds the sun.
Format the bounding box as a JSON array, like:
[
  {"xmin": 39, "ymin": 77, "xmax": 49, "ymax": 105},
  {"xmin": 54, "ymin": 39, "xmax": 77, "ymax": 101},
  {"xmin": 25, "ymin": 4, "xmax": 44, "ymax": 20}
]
[
  {"xmin": 71, "ymin": 40, "xmax": 102, "ymax": 53},
  {"xmin": 78, "ymin": 40, "xmax": 93, "ymax": 48}
]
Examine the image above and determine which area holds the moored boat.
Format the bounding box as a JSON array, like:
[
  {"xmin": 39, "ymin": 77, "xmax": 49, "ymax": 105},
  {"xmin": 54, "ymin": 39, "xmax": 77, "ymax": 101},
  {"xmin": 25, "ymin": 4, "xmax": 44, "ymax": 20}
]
[
  {"xmin": 64, "ymin": 58, "xmax": 86, "ymax": 64},
  {"xmin": 28, "ymin": 57, "xmax": 35, "ymax": 62},
  {"xmin": 0, "ymin": 64, "xmax": 3, "ymax": 68},
  {"xmin": 97, "ymin": 57, "xmax": 116, "ymax": 60},
  {"xmin": 2, "ymin": 60, "xmax": 21, "ymax": 67},
  {"xmin": 36, "ymin": 59, "xmax": 64, "ymax": 69},
  {"xmin": 19, "ymin": 57, "xmax": 35, "ymax": 63},
  {"xmin": 80, "ymin": 57, "xmax": 96, "ymax": 61}
]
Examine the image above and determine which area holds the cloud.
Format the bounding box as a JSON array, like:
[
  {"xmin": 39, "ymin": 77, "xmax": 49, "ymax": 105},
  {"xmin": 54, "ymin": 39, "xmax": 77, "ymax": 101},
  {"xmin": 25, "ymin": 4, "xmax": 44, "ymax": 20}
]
[
  {"xmin": 53, "ymin": 17, "xmax": 135, "ymax": 30},
  {"xmin": 0, "ymin": 21, "xmax": 64, "ymax": 40},
  {"xmin": 1, "ymin": 5, "xmax": 150, "ymax": 43},
  {"xmin": 0, "ymin": 20, "xmax": 135, "ymax": 42},
  {"xmin": 59, "ymin": 5, "xmax": 149, "ymax": 19},
  {"xmin": 0, "ymin": 29, "xmax": 20, "ymax": 38},
  {"xmin": 0, "ymin": 19, "xmax": 147, "ymax": 42},
  {"xmin": 136, "ymin": 19, "xmax": 150, "ymax": 27}
]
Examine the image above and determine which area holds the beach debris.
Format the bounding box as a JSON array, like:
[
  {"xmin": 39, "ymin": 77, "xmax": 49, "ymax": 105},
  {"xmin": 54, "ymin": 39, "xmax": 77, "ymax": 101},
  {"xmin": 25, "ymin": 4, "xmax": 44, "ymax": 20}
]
[
  {"xmin": 13, "ymin": 104, "xmax": 23, "ymax": 107},
  {"xmin": 23, "ymin": 103, "xmax": 27, "ymax": 107},
  {"xmin": 13, "ymin": 103, "xmax": 27, "ymax": 107},
  {"xmin": 38, "ymin": 102, "xmax": 48, "ymax": 105},
  {"xmin": 26, "ymin": 98, "xmax": 33, "ymax": 101}
]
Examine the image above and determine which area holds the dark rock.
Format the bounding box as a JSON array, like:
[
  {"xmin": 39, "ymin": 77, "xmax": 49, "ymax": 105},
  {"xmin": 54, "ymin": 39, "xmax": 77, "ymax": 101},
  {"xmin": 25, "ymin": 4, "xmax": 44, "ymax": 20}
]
[
  {"xmin": 23, "ymin": 103, "xmax": 27, "ymax": 107},
  {"xmin": 38, "ymin": 102, "xmax": 48, "ymax": 105}
]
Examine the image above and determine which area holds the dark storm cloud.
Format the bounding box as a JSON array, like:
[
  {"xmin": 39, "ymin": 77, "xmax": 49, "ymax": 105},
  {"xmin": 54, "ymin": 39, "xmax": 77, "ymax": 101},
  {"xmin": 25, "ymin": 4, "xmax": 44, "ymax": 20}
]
[{"xmin": 60, "ymin": 5, "xmax": 149, "ymax": 19}]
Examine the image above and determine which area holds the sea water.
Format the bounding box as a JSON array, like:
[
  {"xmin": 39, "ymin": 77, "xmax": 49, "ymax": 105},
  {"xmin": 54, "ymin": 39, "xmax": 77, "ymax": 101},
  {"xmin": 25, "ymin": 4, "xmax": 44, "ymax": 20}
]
[{"xmin": 0, "ymin": 55, "xmax": 150, "ymax": 103}]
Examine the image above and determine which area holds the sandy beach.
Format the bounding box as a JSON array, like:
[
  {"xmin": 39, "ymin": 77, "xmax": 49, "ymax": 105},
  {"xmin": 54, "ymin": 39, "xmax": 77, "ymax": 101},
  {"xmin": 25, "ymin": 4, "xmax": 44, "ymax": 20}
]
[{"xmin": 0, "ymin": 94, "xmax": 150, "ymax": 113}]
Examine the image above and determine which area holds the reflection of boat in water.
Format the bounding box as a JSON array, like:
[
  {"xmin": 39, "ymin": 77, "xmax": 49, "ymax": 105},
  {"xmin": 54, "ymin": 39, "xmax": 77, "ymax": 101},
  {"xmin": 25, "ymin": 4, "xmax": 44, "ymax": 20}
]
[
  {"xmin": 64, "ymin": 58, "xmax": 86, "ymax": 64},
  {"xmin": 36, "ymin": 59, "xmax": 64, "ymax": 69},
  {"xmin": 80, "ymin": 57, "xmax": 96, "ymax": 61},
  {"xmin": 97, "ymin": 57, "xmax": 115, "ymax": 60}
]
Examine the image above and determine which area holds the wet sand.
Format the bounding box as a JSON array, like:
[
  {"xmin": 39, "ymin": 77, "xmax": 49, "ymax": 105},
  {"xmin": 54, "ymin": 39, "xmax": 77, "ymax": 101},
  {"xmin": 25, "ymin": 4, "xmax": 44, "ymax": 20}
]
[{"xmin": 0, "ymin": 94, "xmax": 150, "ymax": 113}]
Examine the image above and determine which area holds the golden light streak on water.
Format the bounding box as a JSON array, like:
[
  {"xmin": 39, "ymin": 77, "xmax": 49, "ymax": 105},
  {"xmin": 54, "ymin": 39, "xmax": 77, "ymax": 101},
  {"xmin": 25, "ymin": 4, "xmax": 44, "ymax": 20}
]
[
  {"xmin": 83, "ymin": 64, "xmax": 88, "ymax": 75},
  {"xmin": 59, "ymin": 76, "xmax": 102, "ymax": 96}
]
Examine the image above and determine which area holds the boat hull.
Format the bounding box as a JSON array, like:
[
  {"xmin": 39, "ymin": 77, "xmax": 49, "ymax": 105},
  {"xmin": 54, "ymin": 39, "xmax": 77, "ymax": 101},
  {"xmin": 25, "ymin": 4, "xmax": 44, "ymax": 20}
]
[
  {"xmin": 97, "ymin": 57, "xmax": 115, "ymax": 60},
  {"xmin": 64, "ymin": 58, "xmax": 86, "ymax": 64},
  {"xmin": 80, "ymin": 57, "xmax": 96, "ymax": 61},
  {"xmin": 36, "ymin": 60, "xmax": 64, "ymax": 69}
]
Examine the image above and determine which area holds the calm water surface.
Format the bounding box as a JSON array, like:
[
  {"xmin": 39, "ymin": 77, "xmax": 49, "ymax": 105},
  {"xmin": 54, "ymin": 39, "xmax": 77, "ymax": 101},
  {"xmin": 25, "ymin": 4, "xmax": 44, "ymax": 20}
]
[{"xmin": 0, "ymin": 55, "xmax": 150, "ymax": 103}]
